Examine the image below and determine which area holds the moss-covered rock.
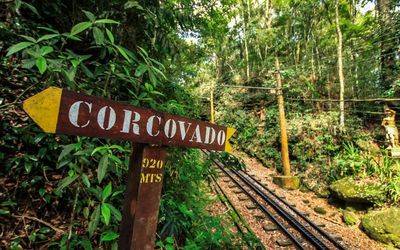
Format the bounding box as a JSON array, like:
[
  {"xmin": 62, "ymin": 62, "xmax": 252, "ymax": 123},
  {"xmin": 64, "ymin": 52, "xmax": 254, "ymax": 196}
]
[
  {"xmin": 361, "ymin": 208, "xmax": 400, "ymax": 247},
  {"xmin": 329, "ymin": 178, "xmax": 386, "ymax": 205},
  {"xmin": 314, "ymin": 206, "xmax": 327, "ymax": 215},
  {"xmin": 342, "ymin": 210, "xmax": 358, "ymax": 226}
]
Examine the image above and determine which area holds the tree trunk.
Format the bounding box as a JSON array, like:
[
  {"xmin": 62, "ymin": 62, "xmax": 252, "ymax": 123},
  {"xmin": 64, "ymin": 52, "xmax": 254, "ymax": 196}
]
[
  {"xmin": 377, "ymin": 0, "xmax": 397, "ymax": 91},
  {"xmin": 335, "ymin": 0, "xmax": 345, "ymax": 130},
  {"xmin": 241, "ymin": 0, "xmax": 251, "ymax": 82}
]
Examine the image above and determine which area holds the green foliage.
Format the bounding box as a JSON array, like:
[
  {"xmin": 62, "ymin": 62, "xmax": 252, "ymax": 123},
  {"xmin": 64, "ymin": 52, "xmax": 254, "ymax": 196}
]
[
  {"xmin": 1, "ymin": 1, "xmax": 244, "ymax": 249},
  {"xmin": 159, "ymin": 148, "xmax": 248, "ymax": 248}
]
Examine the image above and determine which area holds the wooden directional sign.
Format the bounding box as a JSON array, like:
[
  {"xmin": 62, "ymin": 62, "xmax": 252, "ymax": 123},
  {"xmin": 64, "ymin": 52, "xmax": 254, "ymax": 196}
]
[
  {"xmin": 23, "ymin": 87, "xmax": 235, "ymax": 152},
  {"xmin": 23, "ymin": 87, "xmax": 236, "ymax": 250}
]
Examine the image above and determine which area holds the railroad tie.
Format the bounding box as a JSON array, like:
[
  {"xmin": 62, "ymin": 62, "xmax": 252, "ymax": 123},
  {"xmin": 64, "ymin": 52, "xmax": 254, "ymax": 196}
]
[
  {"xmin": 332, "ymin": 235, "xmax": 343, "ymax": 241},
  {"xmin": 238, "ymin": 195, "xmax": 248, "ymax": 201},
  {"xmin": 228, "ymin": 184, "xmax": 236, "ymax": 188},
  {"xmin": 245, "ymin": 203, "xmax": 257, "ymax": 210},
  {"xmin": 254, "ymin": 213, "xmax": 265, "ymax": 221},
  {"xmin": 276, "ymin": 238, "xmax": 293, "ymax": 247},
  {"xmin": 263, "ymin": 223, "xmax": 278, "ymax": 232},
  {"xmin": 233, "ymin": 189, "xmax": 243, "ymax": 194}
]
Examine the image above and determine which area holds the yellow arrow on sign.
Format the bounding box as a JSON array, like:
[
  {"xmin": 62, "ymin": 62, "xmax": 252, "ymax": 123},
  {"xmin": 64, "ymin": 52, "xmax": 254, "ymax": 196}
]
[{"xmin": 23, "ymin": 87, "xmax": 62, "ymax": 133}]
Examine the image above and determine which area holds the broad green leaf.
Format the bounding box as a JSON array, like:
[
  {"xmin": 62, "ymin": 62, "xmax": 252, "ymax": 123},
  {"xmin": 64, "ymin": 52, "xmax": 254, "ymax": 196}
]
[
  {"xmin": 135, "ymin": 64, "xmax": 147, "ymax": 77},
  {"xmin": 137, "ymin": 46, "xmax": 148, "ymax": 57},
  {"xmin": 83, "ymin": 10, "xmax": 95, "ymax": 21},
  {"xmin": 62, "ymin": 33, "xmax": 82, "ymax": 41},
  {"xmin": 102, "ymin": 182, "xmax": 112, "ymax": 201},
  {"xmin": 88, "ymin": 205, "xmax": 100, "ymax": 237},
  {"xmin": 100, "ymin": 231, "xmax": 119, "ymax": 242},
  {"xmin": 79, "ymin": 239, "xmax": 93, "ymax": 250},
  {"xmin": 97, "ymin": 155, "xmax": 109, "ymax": 184},
  {"xmin": 108, "ymin": 204, "xmax": 122, "ymax": 221},
  {"xmin": 0, "ymin": 209, "xmax": 10, "ymax": 215},
  {"xmin": 58, "ymin": 144, "xmax": 75, "ymax": 162},
  {"xmin": 109, "ymin": 155, "xmax": 122, "ymax": 165},
  {"xmin": 115, "ymin": 45, "xmax": 131, "ymax": 62},
  {"xmin": 92, "ymin": 27, "xmax": 104, "ymax": 45},
  {"xmin": 81, "ymin": 64, "xmax": 94, "ymax": 78},
  {"xmin": 40, "ymin": 46, "xmax": 53, "ymax": 56},
  {"xmin": 101, "ymin": 203, "xmax": 111, "ymax": 225},
  {"xmin": 55, "ymin": 175, "xmax": 78, "ymax": 193},
  {"xmin": 21, "ymin": 2, "xmax": 39, "ymax": 16},
  {"xmin": 35, "ymin": 56, "xmax": 47, "ymax": 74},
  {"xmin": 124, "ymin": 1, "xmax": 144, "ymax": 10},
  {"xmin": 105, "ymin": 28, "xmax": 114, "ymax": 44},
  {"xmin": 21, "ymin": 58, "xmax": 36, "ymax": 69},
  {"xmin": 63, "ymin": 67, "xmax": 77, "ymax": 82},
  {"xmin": 20, "ymin": 35, "xmax": 36, "ymax": 43},
  {"xmin": 149, "ymin": 71, "xmax": 157, "ymax": 85},
  {"xmin": 1, "ymin": 200, "xmax": 17, "ymax": 206},
  {"xmin": 37, "ymin": 34, "xmax": 59, "ymax": 42},
  {"xmin": 166, "ymin": 237, "xmax": 174, "ymax": 244},
  {"xmin": 6, "ymin": 42, "xmax": 34, "ymax": 56},
  {"xmin": 95, "ymin": 19, "xmax": 119, "ymax": 25},
  {"xmin": 70, "ymin": 21, "xmax": 92, "ymax": 36},
  {"xmin": 71, "ymin": 59, "xmax": 80, "ymax": 68},
  {"xmin": 152, "ymin": 67, "xmax": 166, "ymax": 79},
  {"xmin": 38, "ymin": 26, "xmax": 59, "ymax": 33},
  {"xmin": 82, "ymin": 174, "xmax": 90, "ymax": 188},
  {"xmin": 151, "ymin": 91, "xmax": 165, "ymax": 97}
]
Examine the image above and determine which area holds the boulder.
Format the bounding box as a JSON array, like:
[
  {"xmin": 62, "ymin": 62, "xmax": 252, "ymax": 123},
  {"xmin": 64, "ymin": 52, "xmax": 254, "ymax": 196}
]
[
  {"xmin": 329, "ymin": 178, "xmax": 386, "ymax": 205},
  {"xmin": 314, "ymin": 206, "xmax": 327, "ymax": 215},
  {"xmin": 342, "ymin": 210, "xmax": 358, "ymax": 226},
  {"xmin": 361, "ymin": 208, "xmax": 400, "ymax": 247}
]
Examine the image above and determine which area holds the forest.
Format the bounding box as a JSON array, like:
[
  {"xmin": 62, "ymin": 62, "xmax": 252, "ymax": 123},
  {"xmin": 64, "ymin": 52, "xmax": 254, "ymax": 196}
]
[{"xmin": 1, "ymin": 0, "xmax": 400, "ymax": 249}]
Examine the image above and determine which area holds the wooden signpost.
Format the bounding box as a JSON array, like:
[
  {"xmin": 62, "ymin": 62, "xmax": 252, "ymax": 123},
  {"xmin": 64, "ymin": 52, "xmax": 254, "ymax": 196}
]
[{"xmin": 23, "ymin": 87, "xmax": 235, "ymax": 249}]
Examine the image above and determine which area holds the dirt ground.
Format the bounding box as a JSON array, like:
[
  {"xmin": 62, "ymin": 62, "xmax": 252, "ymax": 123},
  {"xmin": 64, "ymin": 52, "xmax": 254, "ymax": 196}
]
[{"xmin": 208, "ymin": 149, "xmax": 387, "ymax": 250}]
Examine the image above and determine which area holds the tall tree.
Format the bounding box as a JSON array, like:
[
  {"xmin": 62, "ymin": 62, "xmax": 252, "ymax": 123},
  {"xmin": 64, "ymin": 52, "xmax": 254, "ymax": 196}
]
[
  {"xmin": 377, "ymin": 0, "xmax": 398, "ymax": 91},
  {"xmin": 335, "ymin": 0, "xmax": 345, "ymax": 129}
]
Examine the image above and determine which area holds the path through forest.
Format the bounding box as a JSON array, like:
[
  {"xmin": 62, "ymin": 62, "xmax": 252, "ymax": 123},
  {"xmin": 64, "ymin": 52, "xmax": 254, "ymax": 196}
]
[{"xmin": 209, "ymin": 149, "xmax": 386, "ymax": 249}]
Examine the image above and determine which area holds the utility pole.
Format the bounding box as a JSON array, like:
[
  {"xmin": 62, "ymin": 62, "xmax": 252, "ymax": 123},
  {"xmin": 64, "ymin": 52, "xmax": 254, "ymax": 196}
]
[
  {"xmin": 274, "ymin": 57, "xmax": 291, "ymax": 176},
  {"xmin": 273, "ymin": 57, "xmax": 299, "ymax": 189}
]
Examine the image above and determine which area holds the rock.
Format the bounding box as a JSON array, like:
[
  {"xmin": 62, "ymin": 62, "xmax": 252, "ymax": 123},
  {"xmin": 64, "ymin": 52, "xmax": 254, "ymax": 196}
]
[
  {"xmin": 302, "ymin": 199, "xmax": 310, "ymax": 204},
  {"xmin": 315, "ymin": 186, "xmax": 331, "ymax": 198},
  {"xmin": 329, "ymin": 178, "xmax": 386, "ymax": 205},
  {"xmin": 342, "ymin": 210, "xmax": 358, "ymax": 226},
  {"xmin": 273, "ymin": 175, "xmax": 300, "ymax": 190},
  {"xmin": 314, "ymin": 206, "xmax": 327, "ymax": 215},
  {"xmin": 361, "ymin": 208, "xmax": 400, "ymax": 248}
]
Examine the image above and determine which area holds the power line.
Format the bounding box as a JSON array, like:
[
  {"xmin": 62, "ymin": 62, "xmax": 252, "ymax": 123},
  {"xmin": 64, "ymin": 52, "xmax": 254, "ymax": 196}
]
[
  {"xmin": 219, "ymin": 84, "xmax": 277, "ymax": 91},
  {"xmin": 286, "ymin": 97, "xmax": 400, "ymax": 102}
]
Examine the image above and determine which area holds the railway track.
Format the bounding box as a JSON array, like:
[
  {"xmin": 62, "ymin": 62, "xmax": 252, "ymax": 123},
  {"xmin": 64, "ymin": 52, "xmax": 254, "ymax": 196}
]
[{"xmin": 203, "ymin": 149, "xmax": 347, "ymax": 250}]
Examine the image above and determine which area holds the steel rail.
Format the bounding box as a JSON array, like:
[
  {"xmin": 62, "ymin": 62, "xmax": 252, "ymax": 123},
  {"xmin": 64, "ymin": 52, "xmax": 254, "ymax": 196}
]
[
  {"xmin": 203, "ymin": 149, "xmax": 346, "ymax": 250},
  {"xmin": 240, "ymin": 170, "xmax": 347, "ymax": 250},
  {"xmin": 208, "ymin": 174, "xmax": 265, "ymax": 249},
  {"xmin": 203, "ymin": 150, "xmax": 305, "ymax": 249},
  {"xmin": 233, "ymin": 169, "xmax": 329, "ymax": 250}
]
